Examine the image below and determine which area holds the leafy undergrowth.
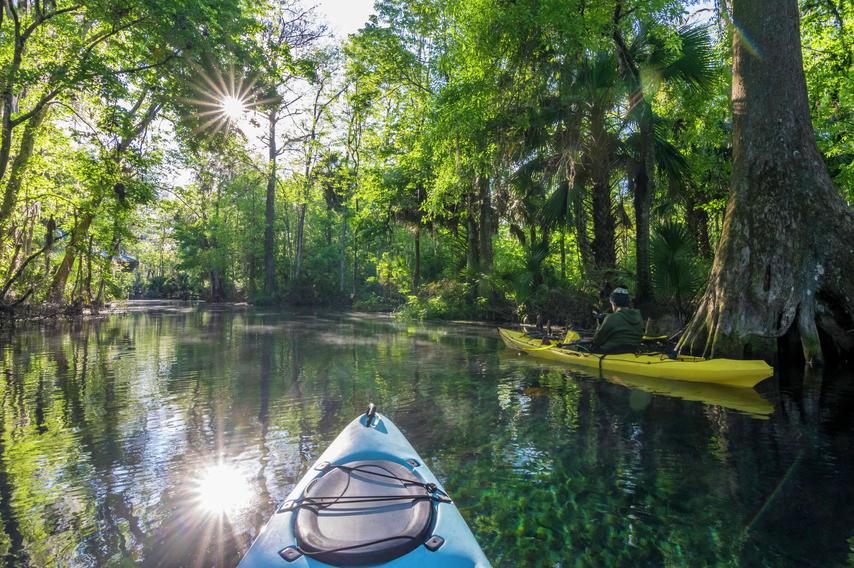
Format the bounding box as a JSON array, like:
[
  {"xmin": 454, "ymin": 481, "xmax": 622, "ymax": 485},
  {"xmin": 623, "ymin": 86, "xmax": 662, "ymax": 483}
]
[{"xmin": 394, "ymin": 278, "xmax": 597, "ymax": 325}]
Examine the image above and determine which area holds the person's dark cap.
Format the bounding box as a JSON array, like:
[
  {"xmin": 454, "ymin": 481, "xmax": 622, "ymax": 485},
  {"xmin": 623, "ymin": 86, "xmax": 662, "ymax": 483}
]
[{"xmin": 609, "ymin": 287, "xmax": 630, "ymax": 307}]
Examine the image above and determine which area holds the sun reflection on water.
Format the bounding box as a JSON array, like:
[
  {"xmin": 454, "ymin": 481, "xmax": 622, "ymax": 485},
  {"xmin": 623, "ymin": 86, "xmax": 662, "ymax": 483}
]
[{"xmin": 195, "ymin": 462, "xmax": 252, "ymax": 516}]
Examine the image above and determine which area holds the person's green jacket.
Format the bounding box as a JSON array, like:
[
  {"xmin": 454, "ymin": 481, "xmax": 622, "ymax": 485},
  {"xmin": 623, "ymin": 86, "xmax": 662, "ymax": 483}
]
[{"xmin": 591, "ymin": 308, "xmax": 643, "ymax": 354}]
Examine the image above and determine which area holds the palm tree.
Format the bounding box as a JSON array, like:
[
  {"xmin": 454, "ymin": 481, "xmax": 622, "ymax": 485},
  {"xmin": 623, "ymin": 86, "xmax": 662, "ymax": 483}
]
[
  {"xmin": 613, "ymin": 24, "xmax": 716, "ymax": 305},
  {"xmin": 531, "ymin": 51, "xmax": 625, "ymax": 276}
]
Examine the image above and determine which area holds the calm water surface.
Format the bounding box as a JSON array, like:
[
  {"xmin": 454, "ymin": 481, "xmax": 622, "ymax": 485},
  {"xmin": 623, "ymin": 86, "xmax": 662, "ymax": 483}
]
[{"xmin": 0, "ymin": 303, "xmax": 852, "ymax": 567}]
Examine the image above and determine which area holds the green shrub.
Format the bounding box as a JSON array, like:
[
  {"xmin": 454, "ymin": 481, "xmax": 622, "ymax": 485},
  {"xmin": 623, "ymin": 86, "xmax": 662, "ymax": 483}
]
[
  {"xmin": 352, "ymin": 291, "xmax": 405, "ymax": 312},
  {"xmin": 396, "ymin": 279, "xmax": 476, "ymax": 320},
  {"xmin": 651, "ymin": 221, "xmax": 705, "ymax": 317},
  {"xmin": 520, "ymin": 285, "xmax": 597, "ymax": 328}
]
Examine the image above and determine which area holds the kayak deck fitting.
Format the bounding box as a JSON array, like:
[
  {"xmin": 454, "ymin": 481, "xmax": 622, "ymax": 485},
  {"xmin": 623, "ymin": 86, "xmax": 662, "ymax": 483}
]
[
  {"xmin": 238, "ymin": 405, "xmax": 491, "ymax": 567},
  {"xmin": 498, "ymin": 328, "xmax": 774, "ymax": 388}
]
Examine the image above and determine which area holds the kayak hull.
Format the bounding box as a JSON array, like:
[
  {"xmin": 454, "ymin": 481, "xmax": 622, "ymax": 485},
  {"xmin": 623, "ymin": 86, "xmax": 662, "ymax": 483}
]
[
  {"xmin": 238, "ymin": 412, "xmax": 491, "ymax": 568},
  {"xmin": 498, "ymin": 328, "xmax": 773, "ymax": 388}
]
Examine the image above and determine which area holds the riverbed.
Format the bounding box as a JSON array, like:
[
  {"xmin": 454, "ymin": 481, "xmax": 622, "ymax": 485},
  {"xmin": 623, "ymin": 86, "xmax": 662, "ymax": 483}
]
[{"xmin": 0, "ymin": 303, "xmax": 851, "ymax": 566}]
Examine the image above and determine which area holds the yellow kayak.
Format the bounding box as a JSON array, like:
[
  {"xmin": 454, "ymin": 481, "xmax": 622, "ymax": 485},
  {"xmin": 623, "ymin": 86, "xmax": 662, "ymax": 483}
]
[
  {"xmin": 498, "ymin": 328, "xmax": 774, "ymax": 388},
  {"xmin": 500, "ymin": 353, "xmax": 774, "ymax": 418}
]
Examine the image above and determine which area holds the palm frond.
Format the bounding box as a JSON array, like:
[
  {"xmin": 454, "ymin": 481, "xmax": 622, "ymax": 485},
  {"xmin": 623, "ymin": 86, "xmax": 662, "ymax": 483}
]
[
  {"xmin": 662, "ymin": 25, "xmax": 717, "ymax": 93},
  {"xmin": 540, "ymin": 181, "xmax": 572, "ymax": 229},
  {"xmin": 654, "ymin": 134, "xmax": 689, "ymax": 189},
  {"xmin": 651, "ymin": 220, "xmax": 703, "ymax": 315}
]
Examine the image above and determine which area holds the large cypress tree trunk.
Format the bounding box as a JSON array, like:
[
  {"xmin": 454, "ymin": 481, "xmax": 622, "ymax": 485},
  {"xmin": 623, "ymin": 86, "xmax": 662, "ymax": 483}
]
[{"xmin": 678, "ymin": 0, "xmax": 854, "ymax": 364}]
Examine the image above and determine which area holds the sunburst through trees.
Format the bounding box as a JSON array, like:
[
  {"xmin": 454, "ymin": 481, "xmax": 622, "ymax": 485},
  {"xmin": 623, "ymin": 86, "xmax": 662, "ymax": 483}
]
[{"xmin": 182, "ymin": 65, "xmax": 276, "ymax": 135}]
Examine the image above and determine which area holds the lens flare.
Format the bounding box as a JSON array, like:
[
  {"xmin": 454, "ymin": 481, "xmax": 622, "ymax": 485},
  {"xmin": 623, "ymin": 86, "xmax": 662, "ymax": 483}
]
[
  {"xmin": 220, "ymin": 96, "xmax": 246, "ymax": 121},
  {"xmin": 181, "ymin": 64, "xmax": 277, "ymax": 135},
  {"xmin": 195, "ymin": 462, "xmax": 251, "ymax": 515}
]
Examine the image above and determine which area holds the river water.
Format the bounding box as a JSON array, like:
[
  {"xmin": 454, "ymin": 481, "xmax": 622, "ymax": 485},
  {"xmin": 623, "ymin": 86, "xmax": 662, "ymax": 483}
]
[{"xmin": 0, "ymin": 303, "xmax": 851, "ymax": 567}]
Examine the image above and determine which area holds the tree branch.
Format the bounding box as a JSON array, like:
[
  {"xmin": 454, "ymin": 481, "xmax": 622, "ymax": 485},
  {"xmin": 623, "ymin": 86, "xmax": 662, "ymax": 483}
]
[
  {"xmin": 21, "ymin": 4, "xmax": 82, "ymax": 44},
  {"xmin": 11, "ymin": 16, "xmax": 145, "ymax": 128},
  {"xmin": 0, "ymin": 234, "xmax": 61, "ymax": 300},
  {"xmin": 114, "ymin": 53, "xmax": 178, "ymax": 75}
]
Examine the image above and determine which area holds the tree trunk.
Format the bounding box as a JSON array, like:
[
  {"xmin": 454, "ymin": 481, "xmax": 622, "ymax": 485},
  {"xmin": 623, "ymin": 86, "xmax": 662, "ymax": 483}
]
[
  {"xmin": 209, "ymin": 270, "xmax": 223, "ymax": 301},
  {"xmin": 44, "ymin": 216, "xmax": 54, "ymax": 276},
  {"xmin": 49, "ymin": 213, "xmax": 93, "ymax": 303},
  {"xmin": 85, "ymin": 235, "xmax": 94, "ymax": 303},
  {"xmin": 295, "ymin": 203, "xmax": 307, "ymax": 279},
  {"xmin": 413, "ymin": 224, "xmax": 421, "ymax": 291},
  {"xmin": 477, "ymin": 175, "xmax": 493, "ymax": 273},
  {"xmin": 0, "ymin": 107, "xmax": 46, "ymax": 237},
  {"xmin": 572, "ymin": 184, "xmax": 591, "ymax": 274},
  {"xmin": 685, "ymin": 196, "xmax": 713, "ymax": 259},
  {"xmin": 560, "ymin": 231, "xmax": 566, "ymax": 280},
  {"xmin": 466, "ymin": 194, "xmax": 479, "ymax": 274},
  {"xmin": 94, "ymin": 234, "xmax": 120, "ymax": 307},
  {"xmin": 633, "ymin": 116, "xmax": 655, "ymax": 306},
  {"xmin": 339, "ymin": 216, "xmax": 347, "ymax": 294},
  {"xmin": 589, "ymin": 106, "xmax": 616, "ymax": 269},
  {"xmin": 264, "ymin": 110, "xmax": 277, "ymax": 297},
  {"xmin": 678, "ymin": 0, "xmax": 854, "ymax": 364},
  {"xmin": 352, "ymin": 199, "xmax": 359, "ymax": 297}
]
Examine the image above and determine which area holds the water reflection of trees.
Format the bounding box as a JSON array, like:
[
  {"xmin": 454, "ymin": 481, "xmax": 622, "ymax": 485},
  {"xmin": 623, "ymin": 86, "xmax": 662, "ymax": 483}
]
[{"xmin": 0, "ymin": 313, "xmax": 850, "ymax": 566}]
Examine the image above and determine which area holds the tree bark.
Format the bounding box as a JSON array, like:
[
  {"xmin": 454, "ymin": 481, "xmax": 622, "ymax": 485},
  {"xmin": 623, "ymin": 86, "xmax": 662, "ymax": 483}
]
[
  {"xmin": 413, "ymin": 224, "xmax": 421, "ymax": 291},
  {"xmin": 295, "ymin": 202, "xmax": 307, "ymax": 279},
  {"xmin": 353, "ymin": 199, "xmax": 359, "ymax": 297},
  {"xmin": 685, "ymin": 196, "xmax": 713, "ymax": 259},
  {"xmin": 572, "ymin": 186, "xmax": 591, "ymax": 276},
  {"xmin": 678, "ymin": 0, "xmax": 854, "ymax": 364},
  {"xmin": 94, "ymin": 234, "xmax": 120, "ymax": 307},
  {"xmin": 48, "ymin": 213, "xmax": 93, "ymax": 303},
  {"xmin": 0, "ymin": 107, "xmax": 46, "ymax": 236},
  {"xmin": 560, "ymin": 231, "xmax": 566, "ymax": 280},
  {"xmin": 465, "ymin": 195, "xmax": 479, "ymax": 274},
  {"xmin": 477, "ymin": 175, "xmax": 493, "ymax": 273},
  {"xmin": 589, "ymin": 105, "xmax": 616, "ymax": 269},
  {"xmin": 339, "ymin": 216, "xmax": 347, "ymax": 294},
  {"xmin": 633, "ymin": 117, "xmax": 655, "ymax": 306},
  {"xmin": 264, "ymin": 110, "xmax": 277, "ymax": 297}
]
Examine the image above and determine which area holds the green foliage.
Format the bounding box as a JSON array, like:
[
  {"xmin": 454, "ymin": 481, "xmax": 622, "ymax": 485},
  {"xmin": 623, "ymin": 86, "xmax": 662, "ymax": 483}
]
[
  {"xmin": 397, "ymin": 279, "xmax": 477, "ymax": 320},
  {"xmin": 650, "ymin": 220, "xmax": 705, "ymax": 317},
  {"xmin": 0, "ymin": 0, "xmax": 849, "ymax": 332},
  {"xmin": 801, "ymin": 0, "xmax": 854, "ymax": 202}
]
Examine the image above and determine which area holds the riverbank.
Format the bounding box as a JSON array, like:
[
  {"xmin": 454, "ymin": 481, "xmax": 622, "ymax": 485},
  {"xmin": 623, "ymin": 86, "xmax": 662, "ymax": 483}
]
[{"xmin": 0, "ymin": 299, "xmax": 253, "ymax": 327}]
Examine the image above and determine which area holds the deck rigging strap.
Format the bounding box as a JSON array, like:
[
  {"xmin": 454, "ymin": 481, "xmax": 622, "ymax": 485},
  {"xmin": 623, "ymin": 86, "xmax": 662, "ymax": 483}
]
[
  {"xmin": 279, "ymin": 463, "xmax": 451, "ymax": 513},
  {"xmin": 279, "ymin": 462, "xmax": 449, "ymax": 562}
]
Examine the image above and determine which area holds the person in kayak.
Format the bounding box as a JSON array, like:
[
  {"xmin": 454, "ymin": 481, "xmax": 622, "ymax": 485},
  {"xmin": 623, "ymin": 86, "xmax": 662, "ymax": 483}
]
[{"xmin": 590, "ymin": 287, "xmax": 644, "ymax": 354}]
